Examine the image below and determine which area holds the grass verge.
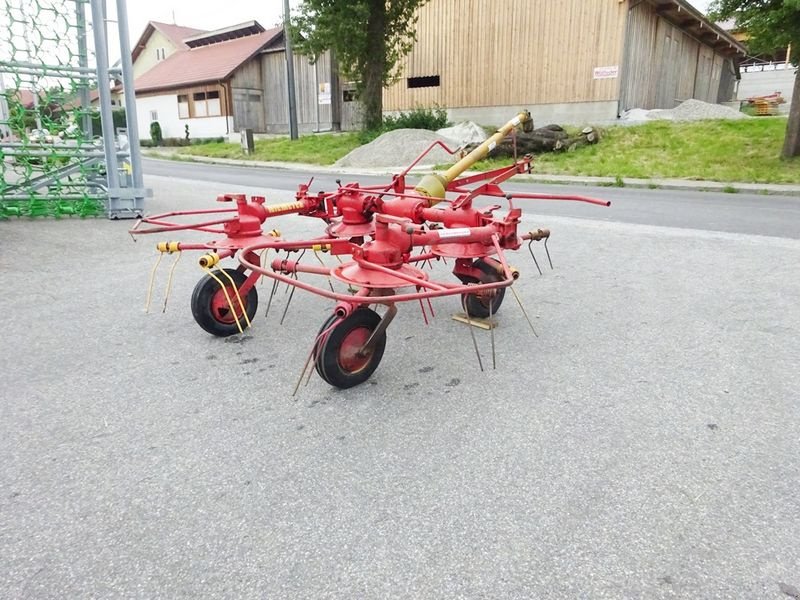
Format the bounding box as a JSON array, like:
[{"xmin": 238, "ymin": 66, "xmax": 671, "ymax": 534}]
[
  {"xmin": 168, "ymin": 118, "xmax": 799, "ymax": 184},
  {"xmin": 175, "ymin": 132, "xmax": 363, "ymax": 166},
  {"xmin": 450, "ymin": 118, "xmax": 798, "ymax": 184}
]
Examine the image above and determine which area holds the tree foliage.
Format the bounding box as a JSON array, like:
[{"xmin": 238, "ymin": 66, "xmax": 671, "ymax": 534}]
[
  {"xmin": 710, "ymin": 0, "xmax": 800, "ymax": 59},
  {"xmin": 709, "ymin": 0, "xmax": 800, "ymax": 157},
  {"xmin": 290, "ymin": 0, "xmax": 429, "ymax": 130}
]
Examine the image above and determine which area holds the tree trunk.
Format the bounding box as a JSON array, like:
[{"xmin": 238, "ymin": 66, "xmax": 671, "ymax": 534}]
[
  {"xmin": 781, "ymin": 69, "xmax": 800, "ymax": 159},
  {"xmin": 474, "ymin": 125, "xmax": 600, "ymax": 158},
  {"xmin": 362, "ymin": 0, "xmax": 386, "ymax": 131}
]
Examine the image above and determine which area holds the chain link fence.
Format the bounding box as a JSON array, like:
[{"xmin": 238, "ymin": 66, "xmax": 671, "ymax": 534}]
[{"xmin": 0, "ymin": 0, "xmax": 145, "ymax": 219}]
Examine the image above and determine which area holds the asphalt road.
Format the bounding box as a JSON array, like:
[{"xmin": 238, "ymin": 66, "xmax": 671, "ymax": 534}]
[
  {"xmin": 144, "ymin": 157, "xmax": 800, "ymax": 239},
  {"xmin": 1, "ymin": 173, "xmax": 799, "ymax": 598}
]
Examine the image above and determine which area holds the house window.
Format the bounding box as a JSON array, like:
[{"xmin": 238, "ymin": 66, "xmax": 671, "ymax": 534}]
[
  {"xmin": 149, "ymin": 110, "xmax": 158, "ymax": 122},
  {"xmin": 177, "ymin": 94, "xmax": 189, "ymax": 118},
  {"xmin": 192, "ymin": 90, "xmax": 221, "ymax": 117},
  {"xmin": 156, "ymin": 47, "xmax": 166, "ymax": 61},
  {"xmin": 193, "ymin": 92, "xmax": 208, "ymax": 117},
  {"xmin": 407, "ymin": 75, "xmax": 440, "ymax": 88},
  {"xmin": 175, "ymin": 88, "xmax": 224, "ymax": 119},
  {"xmin": 207, "ymin": 91, "xmax": 221, "ymax": 116}
]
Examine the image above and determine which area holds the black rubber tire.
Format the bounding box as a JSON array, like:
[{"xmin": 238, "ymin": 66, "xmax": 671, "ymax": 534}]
[
  {"xmin": 461, "ymin": 258, "xmax": 505, "ymax": 319},
  {"xmin": 191, "ymin": 268, "xmax": 258, "ymax": 337},
  {"xmin": 313, "ymin": 313, "xmax": 340, "ymax": 382},
  {"xmin": 315, "ymin": 309, "xmax": 386, "ymax": 389}
]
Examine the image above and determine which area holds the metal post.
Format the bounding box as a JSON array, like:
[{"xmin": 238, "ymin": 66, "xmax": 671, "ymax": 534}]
[
  {"xmin": 314, "ymin": 55, "xmax": 320, "ymax": 133},
  {"xmin": 75, "ymin": 0, "xmax": 92, "ymax": 137},
  {"xmin": 0, "ymin": 76, "xmax": 9, "ymax": 140},
  {"xmin": 89, "ymin": 0, "xmax": 121, "ymax": 206},
  {"xmin": 115, "ymin": 0, "xmax": 144, "ymax": 192},
  {"xmin": 19, "ymin": 2, "xmax": 42, "ymax": 130},
  {"xmin": 283, "ymin": 0, "xmax": 299, "ymax": 140}
]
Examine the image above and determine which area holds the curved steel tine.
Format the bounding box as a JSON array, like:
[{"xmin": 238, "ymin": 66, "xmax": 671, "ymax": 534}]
[
  {"xmin": 463, "ymin": 301, "xmax": 484, "ymax": 372},
  {"xmin": 544, "ymin": 238, "xmax": 553, "ymax": 269},
  {"xmin": 528, "ymin": 240, "xmax": 542, "ymax": 275}
]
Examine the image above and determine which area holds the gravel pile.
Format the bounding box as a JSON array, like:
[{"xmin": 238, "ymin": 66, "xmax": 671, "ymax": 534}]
[
  {"xmin": 436, "ymin": 121, "xmax": 488, "ymax": 147},
  {"xmin": 621, "ymin": 99, "xmax": 748, "ymax": 123},
  {"xmin": 334, "ymin": 129, "xmax": 457, "ymax": 168}
]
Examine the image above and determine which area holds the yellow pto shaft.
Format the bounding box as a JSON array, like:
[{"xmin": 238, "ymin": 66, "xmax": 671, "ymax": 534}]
[{"xmin": 414, "ymin": 110, "xmax": 533, "ymax": 202}]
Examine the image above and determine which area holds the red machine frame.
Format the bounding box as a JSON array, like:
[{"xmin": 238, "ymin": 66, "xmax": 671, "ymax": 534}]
[{"xmin": 131, "ymin": 111, "xmax": 610, "ymax": 389}]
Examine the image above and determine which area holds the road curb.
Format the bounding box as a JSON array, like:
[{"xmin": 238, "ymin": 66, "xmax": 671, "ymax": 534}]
[{"xmin": 142, "ymin": 152, "xmax": 800, "ymax": 197}]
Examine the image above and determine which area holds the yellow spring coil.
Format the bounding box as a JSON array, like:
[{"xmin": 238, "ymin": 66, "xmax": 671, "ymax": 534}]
[
  {"xmin": 198, "ymin": 253, "xmax": 220, "ymax": 268},
  {"xmin": 156, "ymin": 241, "xmax": 180, "ymax": 253},
  {"xmin": 201, "ymin": 267, "xmax": 246, "ymax": 334}
]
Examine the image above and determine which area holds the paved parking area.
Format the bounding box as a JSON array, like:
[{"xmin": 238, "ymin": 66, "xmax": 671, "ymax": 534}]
[{"xmin": 1, "ymin": 175, "xmax": 799, "ymax": 598}]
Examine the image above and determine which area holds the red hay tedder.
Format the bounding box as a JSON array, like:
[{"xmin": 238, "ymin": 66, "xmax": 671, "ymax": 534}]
[{"xmin": 131, "ymin": 111, "xmax": 610, "ymax": 390}]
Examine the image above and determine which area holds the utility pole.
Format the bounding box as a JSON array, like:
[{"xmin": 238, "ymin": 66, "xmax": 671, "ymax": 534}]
[{"xmin": 283, "ymin": 0, "xmax": 299, "ymax": 140}]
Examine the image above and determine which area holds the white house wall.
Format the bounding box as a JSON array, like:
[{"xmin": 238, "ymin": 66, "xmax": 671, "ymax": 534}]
[{"xmin": 136, "ymin": 94, "xmax": 231, "ymax": 140}]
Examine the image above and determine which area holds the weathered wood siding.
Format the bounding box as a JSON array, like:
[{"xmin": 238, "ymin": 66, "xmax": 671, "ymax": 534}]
[
  {"xmin": 262, "ymin": 50, "xmax": 344, "ymax": 133},
  {"xmin": 383, "ymin": 0, "xmax": 629, "ymax": 111},
  {"xmin": 231, "ymin": 58, "xmax": 266, "ymax": 131},
  {"xmin": 717, "ymin": 57, "xmax": 737, "ymax": 103},
  {"xmin": 620, "ymin": 0, "xmax": 728, "ymax": 111}
]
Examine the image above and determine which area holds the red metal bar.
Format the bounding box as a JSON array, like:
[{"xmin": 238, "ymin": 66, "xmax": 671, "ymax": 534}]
[
  {"xmin": 146, "ymin": 207, "xmax": 237, "ymax": 218},
  {"xmin": 506, "ymin": 192, "xmax": 611, "ymax": 207},
  {"xmin": 167, "ymin": 243, "xmax": 215, "ymax": 251},
  {"xmin": 338, "ymin": 186, "xmax": 452, "ymax": 206},
  {"xmin": 131, "ymin": 216, "xmax": 232, "ymax": 234},
  {"xmin": 352, "ymin": 257, "xmax": 449, "ymax": 291},
  {"xmin": 270, "ymin": 259, "xmax": 330, "ymax": 276},
  {"xmin": 447, "ymin": 162, "xmax": 524, "ymax": 190},
  {"xmin": 407, "ymin": 251, "xmax": 438, "ymax": 263},
  {"xmin": 396, "ymin": 140, "xmax": 460, "ymax": 177},
  {"xmin": 239, "ymin": 253, "xmax": 514, "ymax": 306}
]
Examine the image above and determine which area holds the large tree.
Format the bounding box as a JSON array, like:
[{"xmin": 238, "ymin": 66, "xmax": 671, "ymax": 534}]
[
  {"xmin": 290, "ymin": 0, "xmax": 429, "ymax": 130},
  {"xmin": 709, "ymin": 0, "xmax": 800, "ymax": 158}
]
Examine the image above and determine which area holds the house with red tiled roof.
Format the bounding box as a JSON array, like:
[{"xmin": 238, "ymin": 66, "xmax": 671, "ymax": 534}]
[
  {"xmin": 130, "ymin": 19, "xmax": 358, "ymax": 141},
  {"xmin": 131, "ymin": 21, "xmax": 208, "ymax": 80}
]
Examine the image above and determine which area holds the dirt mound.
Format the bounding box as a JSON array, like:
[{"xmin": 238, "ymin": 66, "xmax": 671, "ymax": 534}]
[
  {"xmin": 436, "ymin": 121, "xmax": 488, "ymax": 147},
  {"xmin": 334, "ymin": 129, "xmax": 457, "ymax": 168},
  {"xmin": 621, "ymin": 99, "xmax": 748, "ymax": 123}
]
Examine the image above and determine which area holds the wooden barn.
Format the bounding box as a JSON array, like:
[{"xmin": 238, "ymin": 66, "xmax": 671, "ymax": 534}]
[
  {"xmin": 383, "ymin": 0, "xmax": 747, "ymax": 124},
  {"xmin": 260, "ymin": 33, "xmax": 362, "ymax": 133}
]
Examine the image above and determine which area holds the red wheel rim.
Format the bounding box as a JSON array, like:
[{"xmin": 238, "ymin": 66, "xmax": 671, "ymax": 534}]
[
  {"xmin": 210, "ymin": 287, "xmax": 245, "ymax": 324},
  {"xmin": 338, "ymin": 327, "xmax": 372, "ymax": 373}
]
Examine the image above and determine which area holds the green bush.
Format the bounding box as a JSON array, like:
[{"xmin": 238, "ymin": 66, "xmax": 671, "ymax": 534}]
[
  {"xmin": 357, "ymin": 128, "xmax": 383, "ymax": 145},
  {"xmin": 382, "ymin": 105, "xmax": 450, "ymax": 132},
  {"xmin": 140, "ymin": 137, "xmax": 224, "ymax": 148},
  {"xmin": 161, "ymin": 137, "xmax": 189, "ymax": 147},
  {"xmin": 358, "ymin": 105, "xmax": 450, "ymax": 145},
  {"xmin": 150, "ymin": 121, "xmax": 163, "ymax": 145},
  {"xmin": 191, "ymin": 137, "xmax": 225, "ymax": 145}
]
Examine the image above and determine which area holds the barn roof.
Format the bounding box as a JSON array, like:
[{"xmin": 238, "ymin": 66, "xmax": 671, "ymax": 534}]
[{"xmin": 648, "ymin": 0, "xmax": 747, "ymax": 56}]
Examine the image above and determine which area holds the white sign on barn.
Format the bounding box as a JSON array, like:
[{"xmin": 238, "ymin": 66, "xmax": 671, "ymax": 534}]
[{"xmin": 593, "ymin": 66, "xmax": 619, "ymax": 80}]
